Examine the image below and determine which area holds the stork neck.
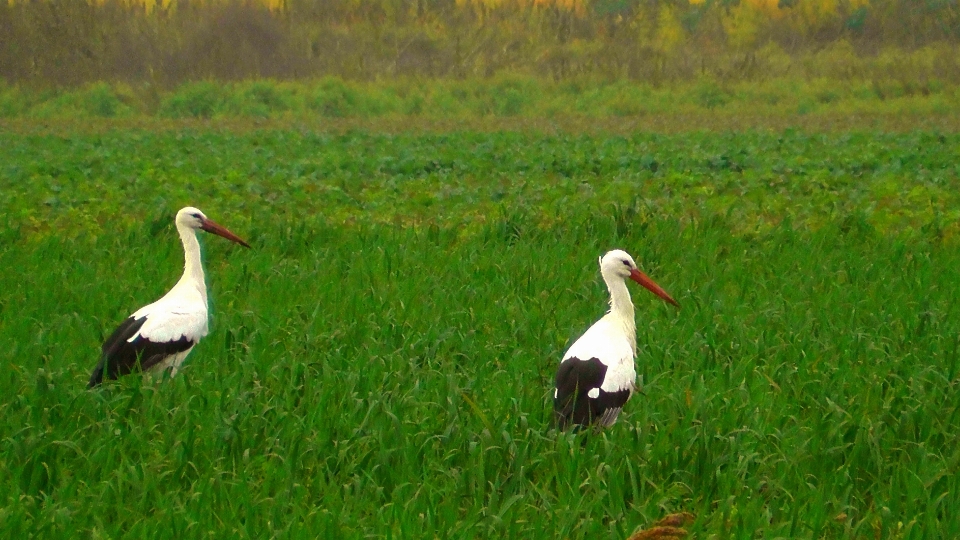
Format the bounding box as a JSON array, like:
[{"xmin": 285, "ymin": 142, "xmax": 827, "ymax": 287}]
[
  {"xmin": 175, "ymin": 224, "xmax": 207, "ymax": 302},
  {"xmin": 604, "ymin": 274, "xmax": 637, "ymax": 355},
  {"xmin": 604, "ymin": 274, "xmax": 635, "ymax": 321}
]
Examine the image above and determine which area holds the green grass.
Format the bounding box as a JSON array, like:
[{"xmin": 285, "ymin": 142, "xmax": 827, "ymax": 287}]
[
  {"xmin": 1, "ymin": 128, "xmax": 959, "ymax": 538},
  {"xmin": 3, "ymin": 129, "xmax": 960, "ymax": 239}
]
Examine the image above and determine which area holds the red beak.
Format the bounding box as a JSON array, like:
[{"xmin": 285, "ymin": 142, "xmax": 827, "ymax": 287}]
[
  {"xmin": 200, "ymin": 218, "xmax": 251, "ymax": 248},
  {"xmin": 629, "ymin": 268, "xmax": 679, "ymax": 308}
]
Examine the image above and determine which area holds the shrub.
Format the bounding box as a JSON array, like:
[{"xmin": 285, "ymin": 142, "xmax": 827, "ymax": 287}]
[
  {"xmin": 159, "ymin": 81, "xmax": 228, "ymax": 118},
  {"xmin": 226, "ymin": 80, "xmax": 295, "ymax": 117},
  {"xmin": 805, "ymin": 39, "xmax": 864, "ymax": 80},
  {"xmin": 82, "ymin": 82, "xmax": 126, "ymax": 117},
  {"xmin": 691, "ymin": 78, "xmax": 729, "ymax": 109},
  {"xmin": 307, "ymin": 77, "xmax": 359, "ymax": 117},
  {"xmin": 425, "ymin": 84, "xmax": 467, "ymax": 117},
  {"xmin": 26, "ymin": 83, "xmax": 131, "ymax": 118},
  {"xmin": 490, "ymin": 75, "xmax": 536, "ymax": 117},
  {"xmin": 603, "ymin": 83, "xmax": 650, "ymax": 117},
  {"xmin": 0, "ymin": 82, "xmax": 31, "ymax": 118}
]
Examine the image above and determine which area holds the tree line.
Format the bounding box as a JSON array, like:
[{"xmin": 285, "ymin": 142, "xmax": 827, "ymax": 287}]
[{"xmin": 1, "ymin": 0, "xmax": 958, "ymax": 87}]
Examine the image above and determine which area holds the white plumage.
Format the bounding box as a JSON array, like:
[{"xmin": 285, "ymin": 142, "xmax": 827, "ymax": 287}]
[
  {"xmin": 88, "ymin": 206, "xmax": 249, "ymax": 388},
  {"xmin": 130, "ymin": 303, "xmax": 208, "ymax": 346},
  {"xmin": 553, "ymin": 249, "xmax": 679, "ymax": 430}
]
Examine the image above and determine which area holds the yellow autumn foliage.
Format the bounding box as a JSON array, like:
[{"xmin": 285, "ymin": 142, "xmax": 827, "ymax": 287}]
[
  {"xmin": 723, "ymin": 2, "xmax": 765, "ymax": 50},
  {"xmin": 44, "ymin": 0, "xmax": 286, "ymax": 11},
  {"xmin": 455, "ymin": 0, "xmax": 505, "ymax": 9},
  {"xmin": 655, "ymin": 5, "xmax": 685, "ymax": 53},
  {"xmin": 456, "ymin": 0, "xmax": 587, "ymax": 13},
  {"xmin": 692, "ymin": 0, "xmax": 870, "ymax": 24},
  {"xmin": 16, "ymin": 0, "xmax": 874, "ymax": 21},
  {"xmin": 743, "ymin": 0, "xmax": 784, "ymax": 19},
  {"xmin": 793, "ymin": 0, "xmax": 868, "ymax": 26}
]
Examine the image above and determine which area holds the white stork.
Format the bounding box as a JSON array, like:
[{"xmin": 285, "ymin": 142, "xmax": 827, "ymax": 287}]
[
  {"xmin": 554, "ymin": 249, "xmax": 679, "ymax": 430},
  {"xmin": 87, "ymin": 207, "xmax": 250, "ymax": 388}
]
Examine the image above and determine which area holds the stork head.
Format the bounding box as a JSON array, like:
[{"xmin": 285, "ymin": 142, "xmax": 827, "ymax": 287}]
[
  {"xmin": 600, "ymin": 249, "xmax": 679, "ymax": 307},
  {"xmin": 176, "ymin": 207, "xmax": 250, "ymax": 248}
]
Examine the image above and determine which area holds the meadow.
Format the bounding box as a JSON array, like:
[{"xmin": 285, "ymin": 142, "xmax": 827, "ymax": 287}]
[{"xmin": 1, "ymin": 125, "xmax": 960, "ymax": 538}]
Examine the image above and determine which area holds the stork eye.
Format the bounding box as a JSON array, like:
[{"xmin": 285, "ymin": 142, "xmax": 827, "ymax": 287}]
[
  {"xmin": 191, "ymin": 213, "xmax": 202, "ymax": 219},
  {"xmin": 622, "ymin": 260, "xmax": 631, "ymax": 266}
]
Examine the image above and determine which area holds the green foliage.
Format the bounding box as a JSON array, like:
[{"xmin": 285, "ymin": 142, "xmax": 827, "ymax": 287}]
[
  {"xmin": 308, "ymin": 77, "xmax": 363, "ymax": 117},
  {"xmin": 489, "ymin": 76, "xmax": 536, "ymax": 117},
  {"xmin": 226, "ymin": 80, "xmax": 297, "ymax": 117},
  {"xmin": 602, "ymin": 86, "xmax": 646, "ymax": 117},
  {"xmin": 689, "ymin": 78, "xmax": 730, "ymax": 109},
  {"xmin": 81, "ymin": 82, "xmax": 127, "ymax": 117},
  {"xmin": 159, "ymin": 81, "xmax": 229, "ymax": 119},
  {"xmin": 0, "ymin": 82, "xmax": 33, "ymax": 118},
  {"xmin": 21, "ymin": 83, "xmax": 132, "ymax": 119},
  {"xmin": 1, "ymin": 128, "xmax": 960, "ymax": 537},
  {"xmin": 3, "ymin": 76, "xmax": 960, "ymax": 121}
]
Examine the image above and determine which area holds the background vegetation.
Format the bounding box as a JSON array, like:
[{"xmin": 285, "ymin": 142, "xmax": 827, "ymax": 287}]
[
  {"xmin": 2, "ymin": 1, "xmax": 959, "ymax": 121},
  {"xmin": 2, "ymin": 73, "xmax": 960, "ymax": 121},
  {"xmin": 1, "ymin": 0, "xmax": 959, "ymax": 87}
]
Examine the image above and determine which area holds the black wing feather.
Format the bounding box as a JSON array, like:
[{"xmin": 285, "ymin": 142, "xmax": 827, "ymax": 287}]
[
  {"xmin": 553, "ymin": 357, "xmax": 631, "ymax": 430},
  {"xmin": 88, "ymin": 316, "xmax": 194, "ymax": 388}
]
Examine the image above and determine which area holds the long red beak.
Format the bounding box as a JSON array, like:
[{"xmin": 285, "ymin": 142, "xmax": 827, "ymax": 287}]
[
  {"xmin": 629, "ymin": 268, "xmax": 679, "ymax": 308},
  {"xmin": 200, "ymin": 218, "xmax": 251, "ymax": 248}
]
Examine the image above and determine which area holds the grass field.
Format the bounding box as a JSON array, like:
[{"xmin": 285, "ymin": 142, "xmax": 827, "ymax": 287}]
[{"xmin": 1, "ymin": 125, "xmax": 960, "ymax": 538}]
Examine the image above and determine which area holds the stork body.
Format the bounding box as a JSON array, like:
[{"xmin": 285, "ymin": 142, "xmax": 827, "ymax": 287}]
[
  {"xmin": 553, "ymin": 250, "xmax": 678, "ymax": 430},
  {"xmin": 88, "ymin": 207, "xmax": 249, "ymax": 388}
]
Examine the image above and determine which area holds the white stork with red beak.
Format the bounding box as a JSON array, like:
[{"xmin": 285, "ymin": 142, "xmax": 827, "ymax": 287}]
[
  {"xmin": 88, "ymin": 207, "xmax": 250, "ymax": 388},
  {"xmin": 554, "ymin": 249, "xmax": 679, "ymax": 430}
]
